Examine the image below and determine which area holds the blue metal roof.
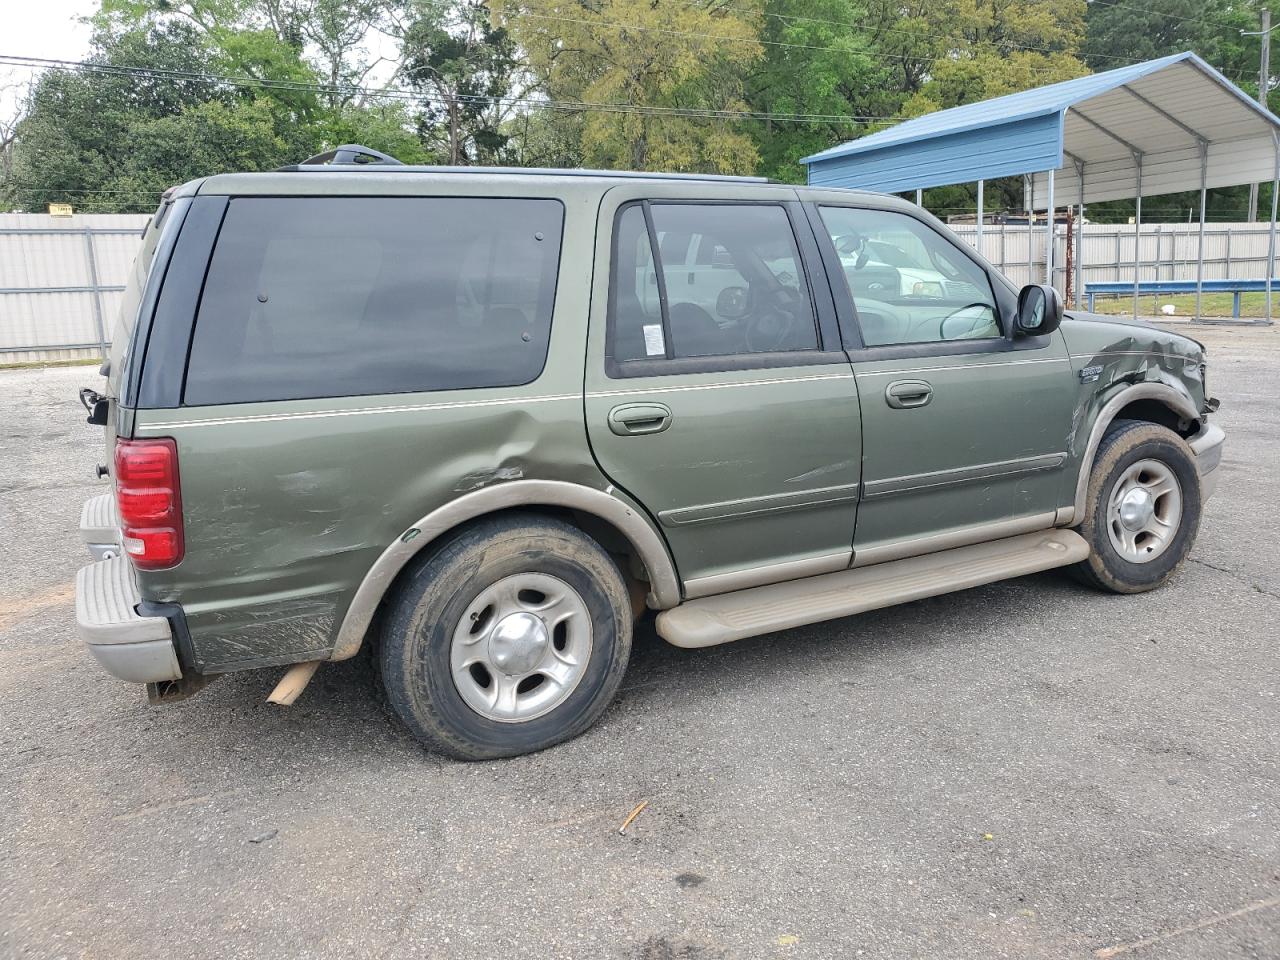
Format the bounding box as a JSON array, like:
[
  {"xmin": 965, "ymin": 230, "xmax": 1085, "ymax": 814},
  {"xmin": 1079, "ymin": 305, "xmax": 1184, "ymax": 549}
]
[{"xmin": 800, "ymin": 52, "xmax": 1280, "ymax": 195}]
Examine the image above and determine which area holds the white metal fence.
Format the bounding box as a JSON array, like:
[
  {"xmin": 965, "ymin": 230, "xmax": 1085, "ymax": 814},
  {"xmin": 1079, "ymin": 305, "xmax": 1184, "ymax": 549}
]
[
  {"xmin": 951, "ymin": 220, "xmax": 1279, "ymax": 299},
  {"xmin": 2, "ymin": 213, "xmax": 1276, "ymax": 363},
  {"xmin": 0, "ymin": 213, "xmax": 150, "ymax": 363}
]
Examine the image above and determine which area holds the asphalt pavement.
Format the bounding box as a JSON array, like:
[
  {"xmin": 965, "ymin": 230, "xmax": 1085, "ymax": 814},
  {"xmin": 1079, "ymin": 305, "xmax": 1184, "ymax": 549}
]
[{"xmin": 1, "ymin": 324, "xmax": 1277, "ymax": 959}]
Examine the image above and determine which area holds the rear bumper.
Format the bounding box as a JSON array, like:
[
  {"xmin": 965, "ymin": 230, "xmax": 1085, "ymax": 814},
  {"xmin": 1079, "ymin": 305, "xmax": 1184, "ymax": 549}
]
[
  {"xmin": 75, "ymin": 555, "xmax": 181, "ymax": 684},
  {"xmin": 1189, "ymin": 422, "xmax": 1225, "ymax": 501},
  {"xmin": 80, "ymin": 492, "xmax": 121, "ymax": 560}
]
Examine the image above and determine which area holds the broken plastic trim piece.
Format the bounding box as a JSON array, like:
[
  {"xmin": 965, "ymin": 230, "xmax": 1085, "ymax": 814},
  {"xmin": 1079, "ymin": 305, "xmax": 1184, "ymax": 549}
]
[{"xmin": 267, "ymin": 660, "xmax": 323, "ymax": 706}]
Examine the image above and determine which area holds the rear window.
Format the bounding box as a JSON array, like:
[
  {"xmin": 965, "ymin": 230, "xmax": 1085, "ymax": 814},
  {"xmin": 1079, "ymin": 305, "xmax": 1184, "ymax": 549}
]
[{"xmin": 183, "ymin": 197, "xmax": 564, "ymax": 405}]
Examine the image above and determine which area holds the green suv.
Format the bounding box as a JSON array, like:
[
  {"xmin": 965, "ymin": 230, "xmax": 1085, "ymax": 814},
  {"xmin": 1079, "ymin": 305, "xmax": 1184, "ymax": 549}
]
[{"xmin": 75, "ymin": 146, "xmax": 1224, "ymax": 759}]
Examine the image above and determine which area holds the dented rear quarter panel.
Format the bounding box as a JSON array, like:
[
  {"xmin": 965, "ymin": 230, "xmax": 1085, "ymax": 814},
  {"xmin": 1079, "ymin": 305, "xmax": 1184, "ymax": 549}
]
[{"xmin": 129, "ymin": 180, "xmax": 613, "ymax": 674}]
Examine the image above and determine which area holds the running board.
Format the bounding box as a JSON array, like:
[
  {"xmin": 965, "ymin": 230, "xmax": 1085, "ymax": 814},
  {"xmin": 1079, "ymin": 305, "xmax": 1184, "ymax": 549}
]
[{"xmin": 656, "ymin": 529, "xmax": 1090, "ymax": 649}]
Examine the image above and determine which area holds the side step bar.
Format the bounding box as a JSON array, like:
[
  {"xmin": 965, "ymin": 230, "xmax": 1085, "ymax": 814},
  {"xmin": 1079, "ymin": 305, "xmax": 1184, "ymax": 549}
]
[{"xmin": 657, "ymin": 529, "xmax": 1090, "ymax": 649}]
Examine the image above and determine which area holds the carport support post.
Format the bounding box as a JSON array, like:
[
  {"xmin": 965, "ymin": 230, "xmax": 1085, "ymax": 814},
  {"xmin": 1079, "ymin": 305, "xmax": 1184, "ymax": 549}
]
[
  {"xmin": 1074, "ymin": 159, "xmax": 1086, "ymax": 309},
  {"xmin": 916, "ymin": 188, "xmax": 923, "ymax": 206},
  {"xmin": 976, "ymin": 179, "xmax": 984, "ymax": 255},
  {"xmin": 1025, "ymin": 174, "xmax": 1034, "ymax": 284},
  {"xmin": 1195, "ymin": 141, "xmax": 1208, "ymax": 322},
  {"xmin": 1268, "ymin": 131, "xmax": 1278, "ymax": 324},
  {"xmin": 1132, "ymin": 152, "xmax": 1144, "ymax": 322},
  {"xmin": 1045, "ymin": 169, "xmax": 1055, "ymax": 286}
]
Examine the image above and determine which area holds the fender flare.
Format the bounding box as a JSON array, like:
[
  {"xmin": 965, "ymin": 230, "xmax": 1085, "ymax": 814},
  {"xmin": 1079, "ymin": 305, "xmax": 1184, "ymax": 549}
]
[
  {"xmin": 329, "ymin": 480, "xmax": 681, "ymax": 661},
  {"xmin": 1070, "ymin": 381, "xmax": 1200, "ymax": 520}
]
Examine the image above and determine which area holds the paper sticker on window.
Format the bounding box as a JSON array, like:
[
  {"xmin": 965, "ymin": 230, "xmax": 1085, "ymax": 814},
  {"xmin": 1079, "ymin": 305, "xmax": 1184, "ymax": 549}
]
[{"xmin": 642, "ymin": 324, "xmax": 665, "ymax": 357}]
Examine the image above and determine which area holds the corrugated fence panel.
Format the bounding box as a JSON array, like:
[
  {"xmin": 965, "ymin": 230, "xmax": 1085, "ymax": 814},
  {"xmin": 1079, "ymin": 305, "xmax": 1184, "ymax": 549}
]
[
  {"xmin": 0, "ymin": 213, "xmax": 149, "ymax": 361},
  {"xmin": 91, "ymin": 234, "xmax": 142, "ymax": 286},
  {"xmin": 0, "ymin": 233, "xmax": 90, "ymax": 287},
  {"xmin": 0, "ymin": 291, "xmax": 100, "ymax": 347}
]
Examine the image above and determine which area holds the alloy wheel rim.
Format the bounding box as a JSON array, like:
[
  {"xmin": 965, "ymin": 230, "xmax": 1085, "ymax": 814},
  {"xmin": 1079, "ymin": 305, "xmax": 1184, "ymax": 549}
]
[
  {"xmin": 450, "ymin": 573, "xmax": 593, "ymax": 722},
  {"xmin": 1106, "ymin": 458, "xmax": 1183, "ymax": 564}
]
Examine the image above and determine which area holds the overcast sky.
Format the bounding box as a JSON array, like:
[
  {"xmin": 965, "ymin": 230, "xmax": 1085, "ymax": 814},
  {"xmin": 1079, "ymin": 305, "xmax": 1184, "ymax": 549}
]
[
  {"xmin": 2, "ymin": 0, "xmax": 96, "ymax": 117},
  {"xmin": 1, "ymin": 0, "xmax": 402, "ymax": 121},
  {"xmin": 3, "ymin": 0, "xmax": 96, "ymax": 63}
]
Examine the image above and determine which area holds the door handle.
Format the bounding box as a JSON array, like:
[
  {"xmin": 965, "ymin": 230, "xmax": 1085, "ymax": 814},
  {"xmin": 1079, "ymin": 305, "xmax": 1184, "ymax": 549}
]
[
  {"xmin": 608, "ymin": 402, "xmax": 672, "ymax": 436},
  {"xmin": 885, "ymin": 379, "xmax": 933, "ymax": 409}
]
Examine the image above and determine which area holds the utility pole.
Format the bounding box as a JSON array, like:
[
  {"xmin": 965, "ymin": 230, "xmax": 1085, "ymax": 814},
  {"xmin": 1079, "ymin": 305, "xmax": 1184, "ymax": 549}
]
[{"xmin": 1245, "ymin": 9, "xmax": 1273, "ymax": 221}]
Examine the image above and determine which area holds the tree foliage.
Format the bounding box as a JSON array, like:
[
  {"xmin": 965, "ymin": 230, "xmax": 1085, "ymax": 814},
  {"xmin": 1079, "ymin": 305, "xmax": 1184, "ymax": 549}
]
[
  {"xmin": 498, "ymin": 0, "xmax": 764, "ymax": 174},
  {"xmin": 403, "ymin": 0, "xmax": 520, "ymax": 164}
]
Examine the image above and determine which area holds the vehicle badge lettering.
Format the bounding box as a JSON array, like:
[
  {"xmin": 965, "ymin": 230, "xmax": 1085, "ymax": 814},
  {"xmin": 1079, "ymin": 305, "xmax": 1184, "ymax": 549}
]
[{"xmin": 1079, "ymin": 364, "xmax": 1103, "ymax": 383}]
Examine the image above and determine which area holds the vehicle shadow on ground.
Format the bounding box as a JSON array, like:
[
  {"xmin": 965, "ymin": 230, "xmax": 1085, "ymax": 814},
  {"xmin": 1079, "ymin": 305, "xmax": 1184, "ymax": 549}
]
[{"xmin": 172, "ymin": 569, "xmax": 1091, "ymax": 762}]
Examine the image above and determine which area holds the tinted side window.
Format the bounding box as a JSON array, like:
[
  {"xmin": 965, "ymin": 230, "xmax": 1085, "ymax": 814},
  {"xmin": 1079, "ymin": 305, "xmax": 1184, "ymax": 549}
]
[
  {"xmin": 819, "ymin": 206, "xmax": 1001, "ymax": 347},
  {"xmin": 184, "ymin": 197, "xmax": 563, "ymax": 405},
  {"xmin": 610, "ymin": 202, "xmax": 818, "ymax": 365}
]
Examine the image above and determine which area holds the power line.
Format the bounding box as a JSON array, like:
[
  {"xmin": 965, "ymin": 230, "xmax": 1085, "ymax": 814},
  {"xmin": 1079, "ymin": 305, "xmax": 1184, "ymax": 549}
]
[
  {"xmin": 0, "ymin": 53, "xmax": 915, "ymax": 126},
  {"xmin": 1084, "ymin": 0, "xmax": 1245, "ymax": 33}
]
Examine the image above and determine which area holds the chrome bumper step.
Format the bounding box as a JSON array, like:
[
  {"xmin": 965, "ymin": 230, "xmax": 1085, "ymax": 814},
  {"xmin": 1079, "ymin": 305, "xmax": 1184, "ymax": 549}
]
[{"xmin": 657, "ymin": 529, "xmax": 1090, "ymax": 649}]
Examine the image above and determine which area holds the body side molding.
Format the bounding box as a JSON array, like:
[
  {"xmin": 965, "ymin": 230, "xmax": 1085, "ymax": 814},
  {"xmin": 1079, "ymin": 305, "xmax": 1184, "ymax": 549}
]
[
  {"xmin": 329, "ymin": 480, "xmax": 681, "ymax": 661},
  {"xmin": 658, "ymin": 483, "xmax": 861, "ymax": 527},
  {"xmin": 862, "ymin": 453, "xmax": 1067, "ymax": 501},
  {"xmin": 1071, "ymin": 382, "xmax": 1199, "ymax": 520}
]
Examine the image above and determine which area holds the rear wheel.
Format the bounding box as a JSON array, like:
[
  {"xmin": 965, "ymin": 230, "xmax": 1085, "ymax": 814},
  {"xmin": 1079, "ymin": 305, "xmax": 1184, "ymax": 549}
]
[
  {"xmin": 1071, "ymin": 420, "xmax": 1202, "ymax": 593},
  {"xmin": 379, "ymin": 513, "xmax": 633, "ymax": 759}
]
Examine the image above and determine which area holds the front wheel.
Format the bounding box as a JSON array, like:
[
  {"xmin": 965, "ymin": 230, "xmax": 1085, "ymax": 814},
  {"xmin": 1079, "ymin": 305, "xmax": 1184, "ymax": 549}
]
[
  {"xmin": 379, "ymin": 514, "xmax": 633, "ymax": 759},
  {"xmin": 1071, "ymin": 420, "xmax": 1202, "ymax": 593}
]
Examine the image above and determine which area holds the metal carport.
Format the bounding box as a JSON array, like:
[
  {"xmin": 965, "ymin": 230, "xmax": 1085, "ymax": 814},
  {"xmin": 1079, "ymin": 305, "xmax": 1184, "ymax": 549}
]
[{"xmin": 801, "ymin": 52, "xmax": 1280, "ymax": 325}]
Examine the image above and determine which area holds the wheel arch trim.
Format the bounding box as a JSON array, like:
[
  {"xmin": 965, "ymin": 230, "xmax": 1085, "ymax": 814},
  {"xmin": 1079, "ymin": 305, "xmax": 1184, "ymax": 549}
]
[
  {"xmin": 329, "ymin": 480, "xmax": 680, "ymax": 661},
  {"xmin": 1071, "ymin": 381, "xmax": 1200, "ymax": 520}
]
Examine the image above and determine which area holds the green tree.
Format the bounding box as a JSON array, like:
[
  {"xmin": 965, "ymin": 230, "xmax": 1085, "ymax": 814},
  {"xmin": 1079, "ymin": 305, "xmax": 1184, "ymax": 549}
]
[
  {"xmin": 500, "ymin": 0, "xmax": 764, "ymax": 173},
  {"xmin": 402, "ymin": 0, "xmax": 521, "ymax": 164},
  {"xmin": 1083, "ymin": 0, "xmax": 1257, "ymax": 83},
  {"xmin": 747, "ymin": 0, "xmax": 897, "ymax": 183},
  {"xmin": 901, "ymin": 0, "xmax": 1088, "ymax": 114},
  {"xmin": 3, "ymin": 20, "xmax": 273, "ymax": 211}
]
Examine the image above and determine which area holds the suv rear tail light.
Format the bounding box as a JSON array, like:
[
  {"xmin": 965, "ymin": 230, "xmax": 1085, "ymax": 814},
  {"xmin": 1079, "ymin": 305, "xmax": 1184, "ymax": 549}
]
[{"xmin": 114, "ymin": 438, "xmax": 184, "ymax": 569}]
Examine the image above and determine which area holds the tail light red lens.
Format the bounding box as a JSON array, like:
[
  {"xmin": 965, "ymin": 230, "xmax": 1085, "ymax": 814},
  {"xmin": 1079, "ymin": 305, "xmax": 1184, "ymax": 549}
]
[{"xmin": 114, "ymin": 438, "xmax": 184, "ymax": 569}]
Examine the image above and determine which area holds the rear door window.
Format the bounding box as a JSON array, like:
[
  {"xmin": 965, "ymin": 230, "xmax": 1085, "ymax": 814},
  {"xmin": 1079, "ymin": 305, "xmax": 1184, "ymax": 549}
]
[
  {"xmin": 609, "ymin": 202, "xmax": 819, "ymax": 366},
  {"xmin": 183, "ymin": 197, "xmax": 564, "ymax": 405}
]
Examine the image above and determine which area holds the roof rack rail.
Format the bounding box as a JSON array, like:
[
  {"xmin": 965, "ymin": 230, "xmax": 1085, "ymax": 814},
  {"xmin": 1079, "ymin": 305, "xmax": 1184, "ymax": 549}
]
[
  {"xmin": 280, "ymin": 144, "xmax": 404, "ymax": 170},
  {"xmin": 279, "ymin": 162, "xmax": 776, "ymax": 184}
]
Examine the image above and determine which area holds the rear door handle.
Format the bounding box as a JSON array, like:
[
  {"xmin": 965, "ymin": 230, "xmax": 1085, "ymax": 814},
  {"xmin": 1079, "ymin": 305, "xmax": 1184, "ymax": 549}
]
[
  {"xmin": 608, "ymin": 402, "xmax": 672, "ymax": 436},
  {"xmin": 885, "ymin": 379, "xmax": 933, "ymax": 409}
]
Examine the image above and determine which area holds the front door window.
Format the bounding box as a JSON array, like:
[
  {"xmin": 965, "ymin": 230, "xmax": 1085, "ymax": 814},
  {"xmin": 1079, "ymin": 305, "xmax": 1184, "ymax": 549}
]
[{"xmin": 819, "ymin": 206, "xmax": 1001, "ymax": 347}]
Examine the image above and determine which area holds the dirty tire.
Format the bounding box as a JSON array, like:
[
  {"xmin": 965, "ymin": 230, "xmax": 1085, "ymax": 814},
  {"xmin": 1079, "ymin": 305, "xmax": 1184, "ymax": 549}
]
[
  {"xmin": 1071, "ymin": 419, "xmax": 1202, "ymax": 594},
  {"xmin": 380, "ymin": 513, "xmax": 633, "ymax": 760}
]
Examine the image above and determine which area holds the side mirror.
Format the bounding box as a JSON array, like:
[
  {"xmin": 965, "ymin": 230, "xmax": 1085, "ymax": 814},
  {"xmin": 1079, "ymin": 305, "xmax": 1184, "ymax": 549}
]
[{"xmin": 1015, "ymin": 283, "xmax": 1063, "ymax": 337}]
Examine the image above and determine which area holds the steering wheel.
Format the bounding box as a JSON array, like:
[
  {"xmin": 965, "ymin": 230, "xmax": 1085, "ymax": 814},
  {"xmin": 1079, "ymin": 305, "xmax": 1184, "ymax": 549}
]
[
  {"xmin": 938, "ymin": 303, "xmax": 994, "ymax": 340},
  {"xmin": 746, "ymin": 285, "xmax": 803, "ymax": 352}
]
